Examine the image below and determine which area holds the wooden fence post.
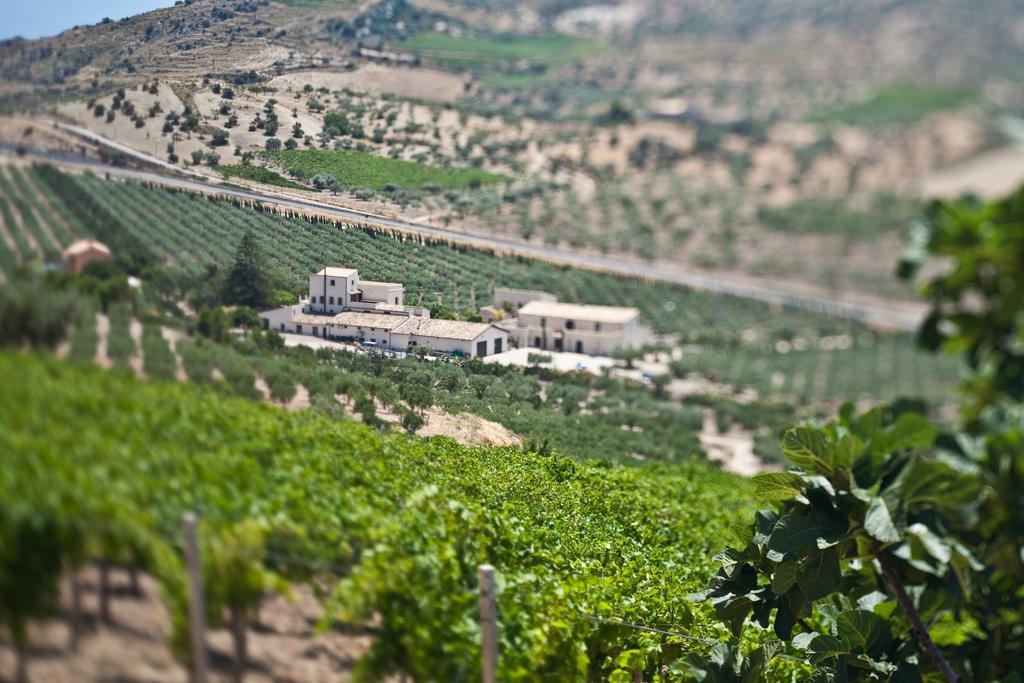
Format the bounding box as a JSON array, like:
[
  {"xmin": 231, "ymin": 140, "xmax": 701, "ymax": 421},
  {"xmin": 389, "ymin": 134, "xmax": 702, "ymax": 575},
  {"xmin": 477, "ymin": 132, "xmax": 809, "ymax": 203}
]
[
  {"xmin": 182, "ymin": 512, "xmax": 209, "ymax": 683},
  {"xmin": 99, "ymin": 559, "xmax": 111, "ymax": 623},
  {"xmin": 69, "ymin": 573, "xmax": 82, "ymax": 651},
  {"xmin": 478, "ymin": 564, "xmax": 498, "ymax": 683}
]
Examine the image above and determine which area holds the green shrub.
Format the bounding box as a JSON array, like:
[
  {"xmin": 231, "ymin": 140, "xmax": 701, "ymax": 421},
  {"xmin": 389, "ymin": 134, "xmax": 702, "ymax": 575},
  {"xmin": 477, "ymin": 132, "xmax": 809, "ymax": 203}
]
[{"xmin": 142, "ymin": 325, "xmax": 177, "ymax": 380}]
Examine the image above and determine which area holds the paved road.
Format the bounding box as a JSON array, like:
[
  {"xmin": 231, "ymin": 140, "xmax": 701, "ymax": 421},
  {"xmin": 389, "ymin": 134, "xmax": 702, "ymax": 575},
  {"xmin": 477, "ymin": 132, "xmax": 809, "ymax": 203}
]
[
  {"xmin": 53, "ymin": 121, "xmax": 209, "ymax": 179},
  {"xmin": 6, "ymin": 126, "xmax": 926, "ymax": 331}
]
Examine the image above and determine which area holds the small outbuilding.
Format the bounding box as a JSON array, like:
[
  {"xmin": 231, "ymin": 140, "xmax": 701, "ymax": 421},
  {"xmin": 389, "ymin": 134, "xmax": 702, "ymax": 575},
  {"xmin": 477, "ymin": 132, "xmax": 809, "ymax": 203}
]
[
  {"xmin": 62, "ymin": 239, "xmax": 111, "ymax": 274},
  {"xmin": 391, "ymin": 317, "xmax": 506, "ymax": 357}
]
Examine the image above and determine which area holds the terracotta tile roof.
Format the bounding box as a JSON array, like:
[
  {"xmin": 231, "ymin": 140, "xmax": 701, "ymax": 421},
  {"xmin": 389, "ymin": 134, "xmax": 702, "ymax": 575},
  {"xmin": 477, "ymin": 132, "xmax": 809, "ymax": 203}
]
[
  {"xmin": 292, "ymin": 311, "xmax": 409, "ymax": 330},
  {"xmin": 313, "ymin": 267, "xmax": 358, "ymax": 278},
  {"xmin": 395, "ymin": 317, "xmax": 496, "ymax": 341}
]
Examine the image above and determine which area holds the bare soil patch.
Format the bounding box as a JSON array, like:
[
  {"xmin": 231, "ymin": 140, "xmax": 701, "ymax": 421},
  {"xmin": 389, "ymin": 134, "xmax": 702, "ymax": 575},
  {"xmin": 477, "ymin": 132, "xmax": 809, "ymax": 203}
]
[
  {"xmin": 698, "ymin": 410, "xmax": 771, "ymax": 476},
  {"xmin": 268, "ymin": 66, "xmax": 470, "ymax": 102},
  {"xmin": 95, "ymin": 313, "xmax": 111, "ymax": 369},
  {"xmin": 416, "ymin": 409, "xmax": 523, "ymax": 447},
  {"xmin": 335, "ymin": 392, "xmax": 521, "ymax": 449},
  {"xmin": 129, "ymin": 318, "xmax": 144, "ymax": 377},
  {"xmin": 917, "ymin": 144, "xmax": 1024, "ymax": 199},
  {"xmin": 161, "ymin": 326, "xmax": 189, "ymax": 381},
  {"xmin": 0, "ymin": 564, "xmax": 370, "ymax": 683}
]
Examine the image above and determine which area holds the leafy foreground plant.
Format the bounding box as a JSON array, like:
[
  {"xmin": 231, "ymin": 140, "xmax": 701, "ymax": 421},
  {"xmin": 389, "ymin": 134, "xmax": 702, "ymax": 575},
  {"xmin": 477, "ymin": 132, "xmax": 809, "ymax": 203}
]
[
  {"xmin": 694, "ymin": 184, "xmax": 1024, "ymax": 682},
  {"xmin": 695, "ymin": 408, "xmax": 980, "ymax": 681},
  {"xmin": 901, "ymin": 185, "xmax": 1024, "ymax": 421}
]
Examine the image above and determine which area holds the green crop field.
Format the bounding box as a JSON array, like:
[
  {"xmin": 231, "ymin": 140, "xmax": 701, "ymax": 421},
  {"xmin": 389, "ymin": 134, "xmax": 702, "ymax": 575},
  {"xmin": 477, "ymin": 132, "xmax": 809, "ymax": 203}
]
[
  {"xmin": 262, "ymin": 148, "xmax": 505, "ymax": 190},
  {"xmin": 805, "ymin": 85, "xmax": 976, "ymax": 126},
  {"xmin": 0, "ymin": 352, "xmax": 762, "ymax": 680},
  {"xmin": 0, "ymin": 164, "xmax": 962, "ymax": 405},
  {"xmin": 0, "ymin": 164, "xmax": 66, "ymax": 268},
  {"xmin": 671, "ymin": 335, "xmax": 958, "ymax": 404},
  {"xmin": 121, "ymin": 331, "xmax": 711, "ymax": 464},
  {"xmin": 401, "ymin": 32, "xmax": 605, "ymax": 70},
  {"xmin": 215, "ymin": 164, "xmax": 310, "ymax": 190},
  {"xmin": 479, "ymin": 69, "xmax": 556, "ymax": 90},
  {"xmin": 756, "ymin": 195, "xmax": 923, "ymax": 238}
]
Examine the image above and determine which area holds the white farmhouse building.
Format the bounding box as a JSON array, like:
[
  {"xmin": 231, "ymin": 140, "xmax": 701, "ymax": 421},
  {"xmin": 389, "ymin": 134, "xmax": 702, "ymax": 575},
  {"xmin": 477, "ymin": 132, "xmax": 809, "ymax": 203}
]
[
  {"xmin": 486, "ymin": 289, "xmax": 649, "ymax": 356},
  {"xmin": 260, "ymin": 267, "xmax": 507, "ymax": 357},
  {"xmin": 304, "ymin": 267, "xmax": 406, "ymax": 313}
]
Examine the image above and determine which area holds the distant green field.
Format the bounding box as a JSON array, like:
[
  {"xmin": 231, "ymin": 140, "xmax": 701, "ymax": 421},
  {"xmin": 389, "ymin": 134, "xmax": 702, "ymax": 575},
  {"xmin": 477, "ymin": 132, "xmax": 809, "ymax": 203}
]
[
  {"xmin": 402, "ymin": 32, "xmax": 605, "ymax": 70},
  {"xmin": 806, "ymin": 85, "xmax": 975, "ymax": 126},
  {"xmin": 479, "ymin": 70, "xmax": 552, "ymax": 89},
  {"xmin": 262, "ymin": 149, "xmax": 505, "ymax": 191},
  {"xmin": 216, "ymin": 164, "xmax": 310, "ymax": 190},
  {"xmin": 757, "ymin": 195, "xmax": 923, "ymax": 238}
]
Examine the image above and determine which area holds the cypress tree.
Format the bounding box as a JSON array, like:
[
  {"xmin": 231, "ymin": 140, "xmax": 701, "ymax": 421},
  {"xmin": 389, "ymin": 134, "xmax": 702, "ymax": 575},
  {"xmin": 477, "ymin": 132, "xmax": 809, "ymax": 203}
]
[{"xmin": 221, "ymin": 231, "xmax": 273, "ymax": 310}]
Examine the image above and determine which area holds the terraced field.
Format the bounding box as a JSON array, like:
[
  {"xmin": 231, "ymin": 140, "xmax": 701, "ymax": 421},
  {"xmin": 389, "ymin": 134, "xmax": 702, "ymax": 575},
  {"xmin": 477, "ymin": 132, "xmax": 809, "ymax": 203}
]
[
  {"xmin": 0, "ymin": 163, "xmax": 74, "ymax": 274},
  {"xmin": 400, "ymin": 32, "xmax": 606, "ymax": 70}
]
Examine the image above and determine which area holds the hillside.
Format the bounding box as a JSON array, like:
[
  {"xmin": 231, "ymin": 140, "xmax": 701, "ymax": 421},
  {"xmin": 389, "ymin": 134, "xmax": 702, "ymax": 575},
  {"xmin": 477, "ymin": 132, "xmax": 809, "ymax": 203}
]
[
  {"xmin": 1, "ymin": 3, "xmax": 1022, "ymax": 680},
  {"xmin": 0, "ymin": 0, "xmax": 348, "ymax": 86},
  {"xmin": 0, "ymin": 163, "xmax": 963, "ymax": 452},
  {"xmin": 1, "ymin": 0, "xmax": 1022, "ymax": 298},
  {"xmin": 0, "ymin": 351, "xmax": 760, "ymax": 680}
]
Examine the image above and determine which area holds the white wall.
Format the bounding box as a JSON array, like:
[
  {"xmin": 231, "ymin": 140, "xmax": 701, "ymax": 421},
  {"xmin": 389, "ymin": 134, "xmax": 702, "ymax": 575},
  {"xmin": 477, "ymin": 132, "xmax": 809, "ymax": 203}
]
[
  {"xmin": 360, "ymin": 282, "xmax": 404, "ymax": 305},
  {"xmin": 392, "ymin": 333, "xmax": 470, "ymax": 356},
  {"xmin": 392, "ymin": 327, "xmax": 508, "ymax": 357},
  {"xmin": 513, "ymin": 319, "xmax": 642, "ymax": 356},
  {"xmin": 307, "ymin": 272, "xmax": 358, "ymax": 312},
  {"xmin": 473, "ymin": 326, "xmax": 509, "ymax": 356},
  {"xmin": 517, "ymin": 312, "xmax": 625, "ymax": 335},
  {"xmin": 328, "ymin": 323, "xmax": 395, "ymax": 346},
  {"xmin": 260, "ymin": 305, "xmax": 302, "ymax": 332}
]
